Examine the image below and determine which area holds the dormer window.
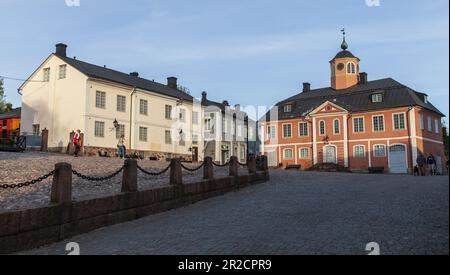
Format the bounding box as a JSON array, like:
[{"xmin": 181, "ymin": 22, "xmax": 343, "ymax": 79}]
[
  {"xmin": 371, "ymin": 93, "xmax": 383, "ymax": 103},
  {"xmin": 284, "ymin": 104, "xmax": 292, "ymax": 113},
  {"xmin": 424, "ymin": 95, "xmax": 428, "ymax": 104}
]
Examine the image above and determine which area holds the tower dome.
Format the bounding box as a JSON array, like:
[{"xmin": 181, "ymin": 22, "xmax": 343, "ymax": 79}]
[{"xmin": 330, "ymin": 30, "xmax": 360, "ymax": 90}]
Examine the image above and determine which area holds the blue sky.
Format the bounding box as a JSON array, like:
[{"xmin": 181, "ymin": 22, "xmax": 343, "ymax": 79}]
[{"xmin": 0, "ymin": 0, "xmax": 448, "ymax": 122}]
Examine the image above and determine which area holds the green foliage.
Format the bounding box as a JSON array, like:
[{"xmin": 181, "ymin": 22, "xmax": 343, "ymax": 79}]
[{"xmin": 0, "ymin": 78, "xmax": 13, "ymax": 114}]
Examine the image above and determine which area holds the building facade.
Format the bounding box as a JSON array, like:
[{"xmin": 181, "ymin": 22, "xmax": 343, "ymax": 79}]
[
  {"xmin": 261, "ymin": 37, "xmax": 446, "ymax": 174},
  {"xmin": 201, "ymin": 92, "xmax": 250, "ymax": 164},
  {"xmin": 0, "ymin": 108, "xmax": 21, "ymax": 139},
  {"xmin": 20, "ymin": 44, "xmax": 204, "ymax": 161}
]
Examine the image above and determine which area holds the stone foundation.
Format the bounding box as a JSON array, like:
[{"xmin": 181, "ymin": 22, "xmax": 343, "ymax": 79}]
[{"xmin": 83, "ymin": 146, "xmax": 194, "ymax": 162}]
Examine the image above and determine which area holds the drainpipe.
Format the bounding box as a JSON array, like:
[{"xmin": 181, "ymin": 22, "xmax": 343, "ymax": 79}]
[
  {"xmin": 407, "ymin": 106, "xmax": 414, "ymax": 174},
  {"xmin": 347, "ymin": 113, "xmax": 352, "ymax": 169},
  {"xmin": 129, "ymin": 87, "xmax": 137, "ymax": 150}
]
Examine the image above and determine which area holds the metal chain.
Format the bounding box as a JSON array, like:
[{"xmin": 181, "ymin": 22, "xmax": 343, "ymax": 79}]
[
  {"xmin": 72, "ymin": 166, "xmax": 124, "ymax": 182},
  {"xmin": 137, "ymin": 164, "xmax": 171, "ymax": 176},
  {"xmin": 0, "ymin": 170, "xmax": 55, "ymax": 189},
  {"xmin": 181, "ymin": 162, "xmax": 205, "ymax": 172},
  {"xmin": 237, "ymin": 161, "xmax": 248, "ymax": 166},
  {"xmin": 212, "ymin": 161, "xmax": 230, "ymax": 167}
]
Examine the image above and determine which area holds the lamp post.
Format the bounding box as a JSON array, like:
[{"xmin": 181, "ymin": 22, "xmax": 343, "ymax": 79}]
[{"xmin": 245, "ymin": 115, "xmax": 249, "ymax": 160}]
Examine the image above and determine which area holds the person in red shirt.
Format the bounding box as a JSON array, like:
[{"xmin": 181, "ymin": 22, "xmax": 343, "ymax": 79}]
[{"xmin": 73, "ymin": 129, "xmax": 82, "ymax": 157}]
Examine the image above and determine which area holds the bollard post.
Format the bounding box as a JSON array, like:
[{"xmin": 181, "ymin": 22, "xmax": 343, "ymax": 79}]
[
  {"xmin": 51, "ymin": 162, "xmax": 73, "ymax": 204},
  {"xmin": 122, "ymin": 159, "xmax": 138, "ymax": 192},
  {"xmin": 229, "ymin": 156, "xmax": 239, "ymax": 177},
  {"xmin": 41, "ymin": 128, "xmax": 49, "ymax": 152},
  {"xmin": 203, "ymin": 157, "xmax": 214, "ymax": 180},
  {"xmin": 261, "ymin": 156, "xmax": 269, "ymax": 171},
  {"xmin": 248, "ymin": 155, "xmax": 256, "ymax": 174},
  {"xmin": 170, "ymin": 158, "xmax": 183, "ymax": 185}
]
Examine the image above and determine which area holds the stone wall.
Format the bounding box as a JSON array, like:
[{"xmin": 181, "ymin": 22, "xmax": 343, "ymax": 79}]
[{"xmin": 0, "ymin": 171, "xmax": 269, "ymax": 254}]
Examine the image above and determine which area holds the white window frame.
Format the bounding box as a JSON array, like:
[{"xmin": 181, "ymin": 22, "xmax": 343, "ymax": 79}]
[
  {"xmin": 419, "ymin": 113, "xmax": 425, "ymax": 130},
  {"xmin": 43, "ymin": 68, "xmax": 50, "ymax": 82},
  {"xmin": 392, "ymin": 112, "xmax": 406, "ymax": 131},
  {"xmin": 435, "ymin": 119, "xmax": 439, "ymax": 134},
  {"xmin": 299, "ymin": 148, "xmax": 309, "ymax": 159},
  {"xmin": 94, "ymin": 121, "xmax": 105, "ymax": 138},
  {"xmin": 165, "ymin": 130, "xmax": 172, "ymax": 144},
  {"xmin": 165, "ymin": 105, "xmax": 173, "ymax": 120},
  {"xmin": 95, "ymin": 91, "xmax": 106, "ymax": 109},
  {"xmin": 372, "ymin": 115, "xmax": 385, "ymax": 132},
  {"xmin": 116, "ymin": 95, "xmax": 126, "ymax": 113},
  {"xmin": 373, "ymin": 144, "xmax": 386, "ymax": 158},
  {"xmin": 353, "ymin": 145, "xmax": 366, "ymax": 158},
  {"xmin": 139, "ymin": 127, "xmax": 148, "ymax": 142},
  {"xmin": 427, "ymin": 117, "xmax": 432, "ymax": 132},
  {"xmin": 115, "ymin": 124, "xmax": 125, "ymax": 139},
  {"xmin": 353, "ymin": 117, "xmax": 365, "ymax": 134},
  {"xmin": 298, "ymin": 122, "xmax": 309, "ymax": 137},
  {"xmin": 333, "ymin": 119, "xmax": 340, "ymax": 135},
  {"xmin": 139, "ymin": 99, "xmax": 148, "ymax": 116},
  {"xmin": 282, "ymin": 123, "xmax": 292, "ymax": 139},
  {"xmin": 371, "ymin": 93, "xmax": 383, "ymax": 103},
  {"xmin": 319, "ymin": 120, "xmax": 326, "ymax": 136},
  {"xmin": 267, "ymin": 125, "xmax": 277, "ymax": 140},
  {"xmin": 347, "ymin": 62, "xmax": 356, "ymax": 74},
  {"xmin": 283, "ymin": 148, "xmax": 294, "ymax": 160},
  {"xmin": 58, "ymin": 64, "xmax": 67, "ymax": 79},
  {"xmin": 284, "ymin": 104, "xmax": 292, "ymax": 113}
]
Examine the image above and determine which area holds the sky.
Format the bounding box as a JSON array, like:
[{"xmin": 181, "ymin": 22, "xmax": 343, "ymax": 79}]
[{"xmin": 0, "ymin": 0, "xmax": 448, "ymax": 122}]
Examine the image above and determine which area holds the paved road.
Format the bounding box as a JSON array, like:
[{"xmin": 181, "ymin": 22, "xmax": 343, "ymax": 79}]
[{"xmin": 22, "ymin": 171, "xmax": 449, "ymax": 255}]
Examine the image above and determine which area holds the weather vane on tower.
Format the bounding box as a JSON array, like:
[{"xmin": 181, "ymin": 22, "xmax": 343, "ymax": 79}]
[{"xmin": 340, "ymin": 28, "xmax": 348, "ymax": 50}]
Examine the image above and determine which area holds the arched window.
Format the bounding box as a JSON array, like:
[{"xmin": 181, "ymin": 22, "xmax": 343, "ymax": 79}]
[
  {"xmin": 333, "ymin": 119, "xmax": 340, "ymax": 134},
  {"xmin": 347, "ymin": 63, "xmax": 356, "ymax": 74},
  {"xmin": 319, "ymin": 120, "xmax": 326, "ymax": 136}
]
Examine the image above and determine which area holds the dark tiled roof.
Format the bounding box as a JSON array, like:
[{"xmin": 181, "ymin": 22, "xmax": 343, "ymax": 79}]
[
  {"xmin": 263, "ymin": 78, "xmax": 444, "ymax": 121},
  {"xmin": 58, "ymin": 55, "xmax": 194, "ymax": 102},
  {"xmin": 334, "ymin": 50, "xmax": 359, "ymax": 60},
  {"xmin": 202, "ymin": 99, "xmax": 226, "ymax": 111},
  {"xmin": 0, "ymin": 108, "xmax": 21, "ymax": 119}
]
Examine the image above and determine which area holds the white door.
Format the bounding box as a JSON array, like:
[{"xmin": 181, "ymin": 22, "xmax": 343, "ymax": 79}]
[
  {"xmin": 389, "ymin": 145, "xmax": 407, "ymax": 174},
  {"xmin": 324, "ymin": 146, "xmax": 337, "ymax": 164},
  {"xmin": 267, "ymin": 151, "xmax": 277, "ymax": 167}
]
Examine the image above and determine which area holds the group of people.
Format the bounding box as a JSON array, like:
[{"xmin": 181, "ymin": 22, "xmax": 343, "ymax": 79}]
[
  {"xmin": 415, "ymin": 153, "xmax": 439, "ymax": 176},
  {"xmin": 71, "ymin": 130, "xmax": 127, "ymax": 158}
]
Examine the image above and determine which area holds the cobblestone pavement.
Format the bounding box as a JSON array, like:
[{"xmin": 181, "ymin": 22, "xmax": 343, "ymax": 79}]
[
  {"xmin": 0, "ymin": 151, "xmax": 247, "ymax": 210},
  {"xmin": 20, "ymin": 170, "xmax": 449, "ymax": 255}
]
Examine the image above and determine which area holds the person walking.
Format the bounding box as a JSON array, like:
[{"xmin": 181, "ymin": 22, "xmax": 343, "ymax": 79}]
[
  {"xmin": 416, "ymin": 154, "xmax": 426, "ymax": 176},
  {"xmin": 427, "ymin": 153, "xmax": 437, "ymax": 176},
  {"xmin": 73, "ymin": 129, "xmax": 82, "ymax": 157},
  {"xmin": 117, "ymin": 135, "xmax": 126, "ymax": 158}
]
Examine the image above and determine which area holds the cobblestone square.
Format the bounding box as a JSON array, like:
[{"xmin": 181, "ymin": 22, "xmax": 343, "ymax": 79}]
[{"xmin": 16, "ymin": 167, "xmax": 449, "ymax": 255}]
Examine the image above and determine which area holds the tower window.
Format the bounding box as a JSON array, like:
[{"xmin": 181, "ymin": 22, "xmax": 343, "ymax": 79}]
[{"xmin": 347, "ymin": 63, "xmax": 356, "ymax": 74}]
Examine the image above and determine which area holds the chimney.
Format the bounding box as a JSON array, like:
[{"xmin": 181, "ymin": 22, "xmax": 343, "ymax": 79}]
[
  {"xmin": 222, "ymin": 100, "xmax": 230, "ymax": 107},
  {"xmin": 359, "ymin": 72, "xmax": 368, "ymax": 84},
  {"xmin": 303, "ymin": 82, "xmax": 311, "ymax": 93},
  {"xmin": 55, "ymin": 43, "xmax": 67, "ymax": 57},
  {"xmin": 167, "ymin": 77, "xmax": 178, "ymax": 89},
  {"xmin": 130, "ymin": 72, "xmax": 139, "ymax": 77},
  {"xmin": 235, "ymin": 104, "xmax": 241, "ymax": 111},
  {"xmin": 201, "ymin": 91, "xmax": 207, "ymax": 102}
]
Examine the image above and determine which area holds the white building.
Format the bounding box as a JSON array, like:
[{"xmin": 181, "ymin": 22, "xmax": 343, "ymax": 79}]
[{"xmin": 19, "ymin": 44, "xmax": 204, "ymax": 161}]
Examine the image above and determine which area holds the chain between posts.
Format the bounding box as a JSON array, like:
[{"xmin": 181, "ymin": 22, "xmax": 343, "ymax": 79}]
[
  {"xmin": 212, "ymin": 161, "xmax": 230, "ymax": 167},
  {"xmin": 137, "ymin": 164, "xmax": 171, "ymax": 176},
  {"xmin": 0, "ymin": 170, "xmax": 55, "ymax": 189},
  {"xmin": 72, "ymin": 166, "xmax": 124, "ymax": 182},
  {"xmin": 181, "ymin": 162, "xmax": 205, "ymax": 172}
]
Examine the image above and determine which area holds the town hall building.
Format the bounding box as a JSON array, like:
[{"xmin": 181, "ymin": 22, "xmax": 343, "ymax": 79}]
[{"xmin": 261, "ymin": 35, "xmax": 446, "ymax": 174}]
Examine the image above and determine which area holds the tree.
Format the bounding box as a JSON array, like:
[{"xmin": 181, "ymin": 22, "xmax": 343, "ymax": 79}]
[{"xmin": 0, "ymin": 78, "xmax": 13, "ymax": 114}]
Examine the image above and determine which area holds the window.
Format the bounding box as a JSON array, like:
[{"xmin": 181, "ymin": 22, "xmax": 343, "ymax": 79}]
[
  {"xmin": 117, "ymin": 95, "xmax": 126, "ymax": 112},
  {"xmin": 192, "ymin": 134, "xmax": 199, "ymax": 145},
  {"xmin": 192, "ymin": 111, "xmax": 199, "ymax": 125},
  {"xmin": 139, "ymin": 99, "xmax": 148, "ymax": 115},
  {"xmin": 424, "ymin": 95, "xmax": 428, "ymax": 104},
  {"xmin": 165, "ymin": 105, "xmax": 172, "ymax": 120},
  {"xmin": 240, "ymin": 146, "xmax": 245, "ymax": 160},
  {"xmin": 139, "ymin": 127, "xmax": 148, "ymax": 142},
  {"xmin": 58, "ymin": 65, "xmax": 67, "ymax": 79},
  {"xmin": 354, "ymin": 145, "xmax": 365, "ymax": 158},
  {"xmin": 371, "ymin": 93, "xmax": 383, "ymax": 103},
  {"xmin": 427, "ymin": 117, "xmax": 432, "ymax": 132},
  {"xmin": 268, "ymin": 125, "xmax": 276, "ymax": 139},
  {"xmin": 373, "ymin": 145, "xmax": 386, "ymax": 157},
  {"xmin": 347, "ymin": 63, "xmax": 356, "ymax": 74},
  {"xmin": 435, "ymin": 119, "xmax": 440, "ymax": 134},
  {"xmin": 43, "ymin": 68, "xmax": 50, "ymax": 82},
  {"xmin": 94, "ymin": 121, "xmax": 105, "ymax": 137},
  {"xmin": 284, "ymin": 104, "xmax": 292, "ymax": 113},
  {"xmin": 32, "ymin": 124, "xmax": 40, "ymax": 136},
  {"xmin": 299, "ymin": 122, "xmax": 309, "ymax": 137},
  {"xmin": 165, "ymin": 130, "xmax": 172, "ymax": 144},
  {"xmin": 353, "ymin": 117, "xmax": 364, "ymax": 133},
  {"xmin": 179, "ymin": 109, "xmax": 186, "ymax": 123},
  {"xmin": 299, "ymin": 148, "xmax": 309, "ymax": 159},
  {"xmin": 205, "ymin": 118, "xmax": 212, "ymax": 131},
  {"xmin": 393, "ymin": 113, "xmax": 406, "ymax": 130},
  {"xmin": 373, "ymin": 115, "xmax": 385, "ymax": 132},
  {"xmin": 282, "ymin": 124, "xmax": 292, "ymax": 138},
  {"xmin": 115, "ymin": 124, "xmax": 125, "ymax": 139},
  {"xmin": 333, "ymin": 119, "xmax": 340, "ymax": 135},
  {"xmin": 95, "ymin": 91, "xmax": 106, "ymax": 109},
  {"xmin": 319, "ymin": 120, "xmax": 326, "ymax": 136},
  {"xmin": 179, "ymin": 132, "xmax": 186, "ymax": 146},
  {"xmin": 283, "ymin": 149, "xmax": 293, "ymax": 160},
  {"xmin": 419, "ymin": 114, "xmax": 425, "ymax": 130}
]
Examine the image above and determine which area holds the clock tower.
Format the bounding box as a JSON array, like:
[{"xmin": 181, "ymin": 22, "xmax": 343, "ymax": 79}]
[{"xmin": 330, "ymin": 30, "xmax": 360, "ymax": 90}]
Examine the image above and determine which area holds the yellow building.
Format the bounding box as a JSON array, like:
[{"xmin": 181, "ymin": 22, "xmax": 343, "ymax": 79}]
[{"xmin": 19, "ymin": 44, "xmax": 204, "ymax": 161}]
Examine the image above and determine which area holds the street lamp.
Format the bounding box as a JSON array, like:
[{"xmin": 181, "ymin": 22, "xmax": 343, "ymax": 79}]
[{"xmin": 113, "ymin": 119, "xmax": 119, "ymax": 129}]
